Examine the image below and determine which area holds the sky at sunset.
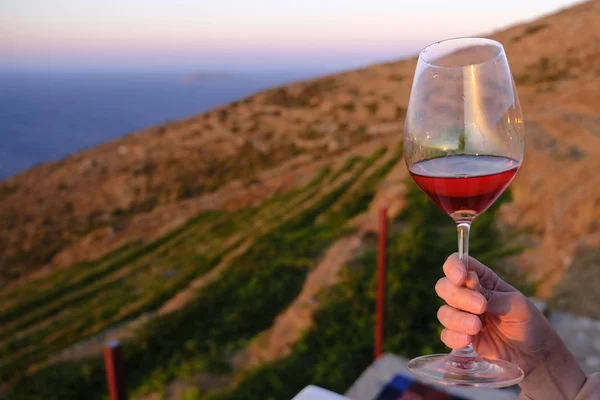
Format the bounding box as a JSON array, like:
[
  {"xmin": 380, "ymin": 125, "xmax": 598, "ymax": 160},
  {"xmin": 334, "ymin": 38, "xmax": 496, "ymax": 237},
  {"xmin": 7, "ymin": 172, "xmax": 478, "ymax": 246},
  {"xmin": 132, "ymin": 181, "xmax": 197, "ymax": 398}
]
[{"xmin": 0, "ymin": 0, "xmax": 580, "ymax": 72}]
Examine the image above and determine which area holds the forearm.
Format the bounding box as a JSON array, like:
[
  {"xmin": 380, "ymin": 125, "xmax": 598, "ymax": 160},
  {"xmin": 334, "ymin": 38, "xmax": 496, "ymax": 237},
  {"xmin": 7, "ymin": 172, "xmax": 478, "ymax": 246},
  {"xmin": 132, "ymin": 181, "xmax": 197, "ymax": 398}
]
[{"xmin": 519, "ymin": 336, "xmax": 587, "ymax": 400}]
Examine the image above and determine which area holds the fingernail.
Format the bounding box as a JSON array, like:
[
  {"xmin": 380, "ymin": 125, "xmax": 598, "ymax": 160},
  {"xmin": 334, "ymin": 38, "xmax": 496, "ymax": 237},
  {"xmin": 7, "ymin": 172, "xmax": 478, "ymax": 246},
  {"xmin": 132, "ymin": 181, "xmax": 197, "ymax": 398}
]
[
  {"xmin": 470, "ymin": 295, "xmax": 485, "ymax": 313},
  {"xmin": 450, "ymin": 267, "xmax": 465, "ymax": 282},
  {"xmin": 462, "ymin": 317, "xmax": 475, "ymax": 332}
]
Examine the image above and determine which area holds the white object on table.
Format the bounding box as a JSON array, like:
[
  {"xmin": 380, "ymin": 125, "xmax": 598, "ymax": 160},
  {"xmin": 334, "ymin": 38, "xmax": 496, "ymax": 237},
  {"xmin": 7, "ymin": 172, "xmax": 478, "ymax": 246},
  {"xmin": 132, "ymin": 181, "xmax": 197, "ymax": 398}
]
[{"xmin": 292, "ymin": 385, "xmax": 350, "ymax": 400}]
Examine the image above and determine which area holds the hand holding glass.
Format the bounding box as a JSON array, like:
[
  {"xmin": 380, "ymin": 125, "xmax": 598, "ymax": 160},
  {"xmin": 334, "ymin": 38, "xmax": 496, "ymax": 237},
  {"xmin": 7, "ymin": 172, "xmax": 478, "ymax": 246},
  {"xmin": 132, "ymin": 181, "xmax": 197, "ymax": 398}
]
[{"xmin": 404, "ymin": 38, "xmax": 525, "ymax": 387}]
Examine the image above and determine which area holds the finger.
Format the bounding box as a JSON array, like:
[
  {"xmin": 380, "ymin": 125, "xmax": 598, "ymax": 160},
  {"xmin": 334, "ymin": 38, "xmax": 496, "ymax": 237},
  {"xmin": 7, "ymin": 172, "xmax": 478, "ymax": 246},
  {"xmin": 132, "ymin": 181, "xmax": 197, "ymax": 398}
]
[
  {"xmin": 443, "ymin": 254, "xmax": 467, "ymax": 286},
  {"xmin": 465, "ymin": 270, "xmax": 479, "ymax": 290},
  {"xmin": 441, "ymin": 329, "xmax": 474, "ymax": 349},
  {"xmin": 465, "ymin": 271, "xmax": 505, "ymax": 314},
  {"xmin": 437, "ymin": 305, "xmax": 482, "ymax": 335},
  {"xmin": 435, "ymin": 278, "xmax": 487, "ymax": 314},
  {"xmin": 463, "ymin": 255, "xmax": 515, "ymax": 292}
]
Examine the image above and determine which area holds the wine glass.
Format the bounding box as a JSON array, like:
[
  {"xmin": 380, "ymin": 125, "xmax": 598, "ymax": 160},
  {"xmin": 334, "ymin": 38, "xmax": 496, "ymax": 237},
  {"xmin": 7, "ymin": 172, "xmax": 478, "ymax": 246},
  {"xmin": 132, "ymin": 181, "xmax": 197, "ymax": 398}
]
[{"xmin": 404, "ymin": 38, "xmax": 525, "ymax": 387}]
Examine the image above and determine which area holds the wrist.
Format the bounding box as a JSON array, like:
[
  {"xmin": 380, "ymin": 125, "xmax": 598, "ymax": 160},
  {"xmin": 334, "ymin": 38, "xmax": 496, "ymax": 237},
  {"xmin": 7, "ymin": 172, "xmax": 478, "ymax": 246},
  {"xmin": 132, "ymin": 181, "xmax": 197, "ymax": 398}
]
[{"xmin": 519, "ymin": 333, "xmax": 586, "ymax": 399}]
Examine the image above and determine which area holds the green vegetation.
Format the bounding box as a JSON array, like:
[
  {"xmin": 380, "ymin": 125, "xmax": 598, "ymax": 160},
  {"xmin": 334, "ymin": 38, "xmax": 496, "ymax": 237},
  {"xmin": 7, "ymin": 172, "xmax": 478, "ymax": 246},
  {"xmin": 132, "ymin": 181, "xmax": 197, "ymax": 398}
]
[
  {"xmin": 0, "ymin": 184, "xmax": 19, "ymax": 199},
  {"xmin": 512, "ymin": 23, "xmax": 549, "ymax": 43},
  {"xmin": 514, "ymin": 56, "xmax": 571, "ymax": 85},
  {"xmin": 395, "ymin": 106, "xmax": 406, "ymax": 119},
  {"xmin": 0, "ymin": 211, "xmax": 232, "ymax": 382},
  {"xmin": 2, "ymin": 142, "xmax": 530, "ymax": 400},
  {"xmin": 299, "ymin": 129, "xmax": 324, "ymax": 140},
  {"xmin": 4, "ymin": 146, "xmax": 400, "ymax": 399},
  {"xmin": 524, "ymin": 23, "xmax": 549, "ymax": 36},
  {"xmin": 341, "ymin": 103, "xmax": 355, "ymax": 112},
  {"xmin": 458, "ymin": 133, "xmax": 466, "ymax": 152},
  {"xmin": 0, "ymin": 160, "xmax": 340, "ymax": 384},
  {"xmin": 366, "ymin": 102, "xmax": 379, "ymax": 115},
  {"xmin": 218, "ymin": 109, "xmax": 229, "ymax": 122},
  {"xmin": 328, "ymin": 156, "xmax": 361, "ymax": 182},
  {"xmin": 262, "ymin": 78, "xmax": 336, "ymax": 108}
]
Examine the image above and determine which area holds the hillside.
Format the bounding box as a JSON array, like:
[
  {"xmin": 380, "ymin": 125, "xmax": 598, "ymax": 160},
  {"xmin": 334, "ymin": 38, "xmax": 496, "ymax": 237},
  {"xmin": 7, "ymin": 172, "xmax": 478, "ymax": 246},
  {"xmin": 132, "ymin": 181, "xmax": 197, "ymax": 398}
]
[
  {"xmin": 1, "ymin": 2, "xmax": 598, "ymax": 293},
  {"xmin": 0, "ymin": 1, "xmax": 598, "ymax": 398}
]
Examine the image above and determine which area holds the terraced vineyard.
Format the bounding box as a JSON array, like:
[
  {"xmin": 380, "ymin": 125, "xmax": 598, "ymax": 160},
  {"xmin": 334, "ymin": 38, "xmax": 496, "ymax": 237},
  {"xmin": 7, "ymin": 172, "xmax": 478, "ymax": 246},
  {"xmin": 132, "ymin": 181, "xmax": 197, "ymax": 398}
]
[{"xmin": 3, "ymin": 145, "xmax": 405, "ymax": 398}]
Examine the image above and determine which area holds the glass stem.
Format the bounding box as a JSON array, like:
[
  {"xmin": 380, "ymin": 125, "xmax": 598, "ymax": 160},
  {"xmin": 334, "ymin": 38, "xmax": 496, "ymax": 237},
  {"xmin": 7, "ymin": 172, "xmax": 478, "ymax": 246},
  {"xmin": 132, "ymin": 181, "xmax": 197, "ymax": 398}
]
[{"xmin": 450, "ymin": 222, "xmax": 477, "ymax": 358}]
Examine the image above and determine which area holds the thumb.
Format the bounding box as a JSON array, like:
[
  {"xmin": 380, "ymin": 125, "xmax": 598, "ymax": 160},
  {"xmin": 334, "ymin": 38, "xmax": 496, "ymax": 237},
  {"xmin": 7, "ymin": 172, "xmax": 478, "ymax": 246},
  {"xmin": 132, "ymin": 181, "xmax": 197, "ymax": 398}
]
[
  {"xmin": 466, "ymin": 270, "xmax": 518, "ymax": 316},
  {"xmin": 465, "ymin": 255, "xmax": 514, "ymax": 292}
]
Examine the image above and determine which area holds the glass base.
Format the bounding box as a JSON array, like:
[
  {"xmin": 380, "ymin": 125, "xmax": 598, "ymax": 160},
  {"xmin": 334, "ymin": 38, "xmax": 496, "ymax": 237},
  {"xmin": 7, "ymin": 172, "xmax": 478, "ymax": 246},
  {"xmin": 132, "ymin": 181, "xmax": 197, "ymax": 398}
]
[{"xmin": 407, "ymin": 352, "xmax": 524, "ymax": 388}]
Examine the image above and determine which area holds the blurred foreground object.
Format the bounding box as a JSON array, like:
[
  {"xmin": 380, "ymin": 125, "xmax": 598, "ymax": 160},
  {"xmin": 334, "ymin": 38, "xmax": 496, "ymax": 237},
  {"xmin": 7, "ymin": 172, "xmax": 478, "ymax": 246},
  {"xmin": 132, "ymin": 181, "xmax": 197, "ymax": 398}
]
[
  {"xmin": 292, "ymin": 354, "xmax": 519, "ymax": 399},
  {"xmin": 293, "ymin": 386, "xmax": 350, "ymax": 400}
]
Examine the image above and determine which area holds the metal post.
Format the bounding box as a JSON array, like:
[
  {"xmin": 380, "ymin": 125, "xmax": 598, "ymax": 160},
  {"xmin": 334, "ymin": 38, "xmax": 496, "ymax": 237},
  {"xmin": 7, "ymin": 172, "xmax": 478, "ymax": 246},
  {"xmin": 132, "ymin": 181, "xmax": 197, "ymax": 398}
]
[
  {"xmin": 375, "ymin": 207, "xmax": 387, "ymax": 360},
  {"xmin": 104, "ymin": 340, "xmax": 128, "ymax": 400}
]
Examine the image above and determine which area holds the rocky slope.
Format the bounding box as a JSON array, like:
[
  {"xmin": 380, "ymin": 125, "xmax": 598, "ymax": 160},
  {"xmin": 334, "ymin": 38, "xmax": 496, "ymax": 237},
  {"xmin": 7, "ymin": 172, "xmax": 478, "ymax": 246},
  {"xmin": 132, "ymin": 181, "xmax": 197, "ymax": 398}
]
[{"xmin": 0, "ymin": 0, "xmax": 598, "ymax": 303}]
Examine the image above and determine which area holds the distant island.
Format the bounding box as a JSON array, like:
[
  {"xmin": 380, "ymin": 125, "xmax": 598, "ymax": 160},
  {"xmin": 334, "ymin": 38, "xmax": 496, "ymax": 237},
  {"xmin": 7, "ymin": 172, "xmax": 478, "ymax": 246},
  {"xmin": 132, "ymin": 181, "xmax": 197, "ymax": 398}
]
[{"xmin": 179, "ymin": 71, "xmax": 239, "ymax": 84}]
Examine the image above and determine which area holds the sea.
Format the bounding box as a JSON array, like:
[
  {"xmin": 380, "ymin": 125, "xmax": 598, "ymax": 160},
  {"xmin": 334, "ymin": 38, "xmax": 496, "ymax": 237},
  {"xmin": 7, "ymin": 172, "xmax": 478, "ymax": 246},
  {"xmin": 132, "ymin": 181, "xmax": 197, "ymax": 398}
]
[{"xmin": 0, "ymin": 69, "xmax": 326, "ymax": 180}]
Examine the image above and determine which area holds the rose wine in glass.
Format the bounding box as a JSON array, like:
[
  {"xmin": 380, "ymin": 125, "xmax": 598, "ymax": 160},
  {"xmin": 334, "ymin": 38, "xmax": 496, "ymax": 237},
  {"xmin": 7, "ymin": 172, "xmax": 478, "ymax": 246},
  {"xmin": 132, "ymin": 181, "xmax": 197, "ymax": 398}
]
[
  {"xmin": 409, "ymin": 155, "xmax": 519, "ymax": 219},
  {"xmin": 404, "ymin": 38, "xmax": 525, "ymax": 387}
]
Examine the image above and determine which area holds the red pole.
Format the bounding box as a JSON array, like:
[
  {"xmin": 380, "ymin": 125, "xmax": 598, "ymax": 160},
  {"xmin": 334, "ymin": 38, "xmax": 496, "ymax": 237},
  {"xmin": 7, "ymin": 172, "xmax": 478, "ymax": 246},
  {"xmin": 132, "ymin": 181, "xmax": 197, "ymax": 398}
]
[
  {"xmin": 104, "ymin": 340, "xmax": 128, "ymax": 400},
  {"xmin": 375, "ymin": 207, "xmax": 387, "ymax": 360}
]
